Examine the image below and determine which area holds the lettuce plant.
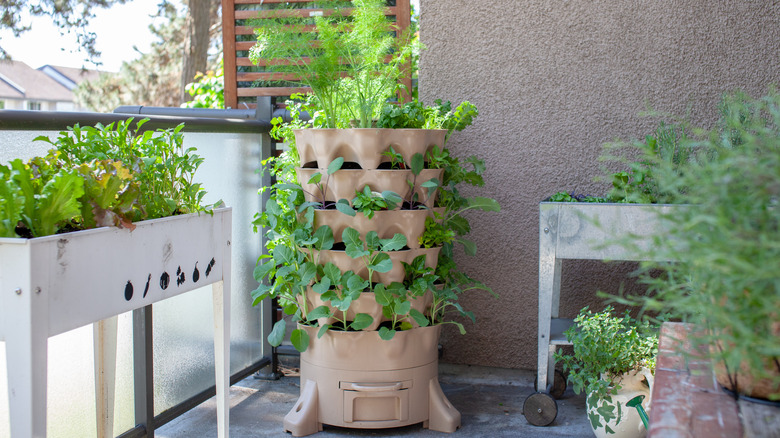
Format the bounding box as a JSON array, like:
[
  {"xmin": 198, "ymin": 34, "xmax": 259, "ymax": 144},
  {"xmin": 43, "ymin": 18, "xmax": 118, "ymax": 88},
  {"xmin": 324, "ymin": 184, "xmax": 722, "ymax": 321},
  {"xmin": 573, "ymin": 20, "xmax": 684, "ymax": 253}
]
[{"xmin": 0, "ymin": 118, "xmax": 216, "ymax": 238}]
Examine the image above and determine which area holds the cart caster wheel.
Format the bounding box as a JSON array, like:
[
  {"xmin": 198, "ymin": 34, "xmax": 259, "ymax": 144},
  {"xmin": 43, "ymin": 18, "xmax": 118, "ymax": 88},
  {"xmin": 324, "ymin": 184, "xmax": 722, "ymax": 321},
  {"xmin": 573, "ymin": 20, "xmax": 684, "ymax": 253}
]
[
  {"xmin": 533, "ymin": 369, "xmax": 567, "ymax": 399},
  {"xmin": 523, "ymin": 392, "xmax": 558, "ymax": 427}
]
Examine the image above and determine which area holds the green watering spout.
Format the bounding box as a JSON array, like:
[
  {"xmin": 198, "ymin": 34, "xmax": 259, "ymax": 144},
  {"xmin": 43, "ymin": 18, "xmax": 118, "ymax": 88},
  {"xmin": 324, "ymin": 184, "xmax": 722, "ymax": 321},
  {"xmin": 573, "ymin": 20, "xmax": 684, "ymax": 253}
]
[{"xmin": 626, "ymin": 395, "xmax": 649, "ymax": 430}]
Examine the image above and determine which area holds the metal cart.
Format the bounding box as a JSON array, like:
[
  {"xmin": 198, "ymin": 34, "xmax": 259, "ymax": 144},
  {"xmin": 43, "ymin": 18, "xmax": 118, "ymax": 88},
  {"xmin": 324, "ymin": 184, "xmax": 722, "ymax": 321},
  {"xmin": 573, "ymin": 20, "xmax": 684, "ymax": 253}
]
[{"xmin": 523, "ymin": 202, "xmax": 679, "ymax": 427}]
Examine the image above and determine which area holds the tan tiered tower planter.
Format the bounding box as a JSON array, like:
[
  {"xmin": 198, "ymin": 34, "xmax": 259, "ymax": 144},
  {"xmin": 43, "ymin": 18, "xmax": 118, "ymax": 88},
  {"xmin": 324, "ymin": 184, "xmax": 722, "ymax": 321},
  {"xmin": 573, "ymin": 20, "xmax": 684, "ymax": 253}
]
[
  {"xmin": 301, "ymin": 288, "xmax": 434, "ymax": 331},
  {"xmin": 283, "ymin": 128, "xmax": 459, "ymax": 436},
  {"xmin": 294, "ymin": 128, "xmax": 446, "ymax": 169},
  {"xmin": 314, "ymin": 209, "xmax": 440, "ymax": 249},
  {"xmin": 283, "ymin": 325, "xmax": 460, "ymax": 436},
  {"xmin": 313, "ymin": 247, "xmax": 441, "ymax": 284},
  {"xmin": 297, "ymin": 168, "xmax": 444, "ymax": 208}
]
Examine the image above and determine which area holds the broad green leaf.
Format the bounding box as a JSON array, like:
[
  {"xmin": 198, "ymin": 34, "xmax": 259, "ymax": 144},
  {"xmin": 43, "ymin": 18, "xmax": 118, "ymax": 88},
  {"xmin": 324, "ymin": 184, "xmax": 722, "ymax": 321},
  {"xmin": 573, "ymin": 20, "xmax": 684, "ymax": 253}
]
[
  {"xmin": 332, "ymin": 295, "xmax": 352, "ymax": 311},
  {"xmin": 380, "ymin": 233, "xmax": 407, "ymax": 251},
  {"xmin": 373, "ymin": 284, "xmax": 391, "ymax": 306},
  {"xmin": 381, "ymin": 190, "xmax": 402, "ymax": 208},
  {"xmin": 468, "ymin": 196, "xmax": 501, "ymax": 212},
  {"xmin": 369, "ymin": 252, "xmax": 393, "ymax": 273},
  {"xmin": 399, "ymin": 321, "xmax": 414, "ymax": 331},
  {"xmin": 306, "ymin": 305, "xmax": 332, "ymax": 321},
  {"xmin": 394, "ymin": 300, "xmax": 411, "ymax": 316},
  {"xmin": 346, "ymin": 274, "xmax": 368, "ymax": 293},
  {"xmin": 350, "ymin": 313, "xmax": 373, "ymax": 331},
  {"xmin": 35, "ymin": 170, "xmax": 85, "ymax": 237},
  {"xmin": 410, "ymin": 153, "xmax": 424, "ymax": 175},
  {"xmin": 327, "ymin": 157, "xmax": 344, "ymax": 175},
  {"xmin": 250, "ymin": 284, "xmax": 271, "ymax": 306},
  {"xmin": 452, "ymin": 321, "xmax": 467, "ymax": 335},
  {"xmin": 342, "ymin": 227, "xmax": 362, "ymax": 247},
  {"xmin": 290, "ymin": 328, "xmax": 310, "ymax": 352},
  {"xmin": 448, "ymin": 215, "xmax": 471, "ymax": 235},
  {"xmin": 458, "ymin": 238, "xmax": 477, "ymax": 256},
  {"xmin": 409, "ymin": 308, "xmax": 430, "ymax": 327},
  {"xmin": 312, "ymin": 277, "xmax": 331, "ymax": 294},
  {"xmin": 318, "ymin": 323, "xmax": 331, "ymax": 338},
  {"xmin": 335, "ymin": 199, "xmax": 356, "ymax": 216},
  {"xmin": 378, "ymin": 326, "xmax": 396, "ymax": 340},
  {"xmin": 297, "ymin": 201, "xmax": 321, "ymax": 212},
  {"xmin": 313, "ymin": 225, "xmax": 334, "ymax": 250},
  {"xmin": 307, "ymin": 172, "xmax": 322, "ymax": 185},
  {"xmin": 268, "ymin": 320, "xmax": 286, "ymax": 347},
  {"xmin": 421, "ymin": 178, "xmax": 440, "ymax": 189},
  {"xmin": 298, "ymin": 261, "xmax": 318, "ymax": 285},
  {"xmin": 322, "ymin": 262, "xmax": 342, "ymax": 284},
  {"xmin": 365, "ymin": 230, "xmax": 380, "ymax": 249}
]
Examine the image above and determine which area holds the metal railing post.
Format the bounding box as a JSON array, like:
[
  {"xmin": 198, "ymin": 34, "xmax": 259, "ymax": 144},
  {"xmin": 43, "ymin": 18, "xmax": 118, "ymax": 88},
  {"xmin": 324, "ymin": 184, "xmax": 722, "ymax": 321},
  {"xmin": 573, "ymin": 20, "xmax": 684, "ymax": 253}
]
[{"xmin": 133, "ymin": 305, "xmax": 154, "ymax": 436}]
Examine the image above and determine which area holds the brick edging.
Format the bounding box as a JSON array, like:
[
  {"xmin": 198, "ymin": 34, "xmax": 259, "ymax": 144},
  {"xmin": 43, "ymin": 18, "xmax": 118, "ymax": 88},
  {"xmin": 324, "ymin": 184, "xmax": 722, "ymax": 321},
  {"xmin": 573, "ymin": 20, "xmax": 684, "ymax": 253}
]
[{"xmin": 647, "ymin": 322, "xmax": 742, "ymax": 437}]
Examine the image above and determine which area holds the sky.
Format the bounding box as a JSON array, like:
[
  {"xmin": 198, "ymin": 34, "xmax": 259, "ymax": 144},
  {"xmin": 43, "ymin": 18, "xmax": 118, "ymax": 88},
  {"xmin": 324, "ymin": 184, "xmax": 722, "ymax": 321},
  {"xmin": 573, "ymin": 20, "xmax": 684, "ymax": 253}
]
[
  {"xmin": 1, "ymin": 0, "xmax": 421, "ymax": 73},
  {"xmin": 0, "ymin": 0, "xmax": 164, "ymax": 72}
]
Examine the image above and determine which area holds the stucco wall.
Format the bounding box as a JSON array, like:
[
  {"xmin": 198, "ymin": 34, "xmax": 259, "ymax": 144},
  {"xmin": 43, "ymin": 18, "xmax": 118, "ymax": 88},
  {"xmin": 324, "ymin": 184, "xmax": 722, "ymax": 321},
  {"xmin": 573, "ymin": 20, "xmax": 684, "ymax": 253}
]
[{"xmin": 419, "ymin": 1, "xmax": 780, "ymax": 369}]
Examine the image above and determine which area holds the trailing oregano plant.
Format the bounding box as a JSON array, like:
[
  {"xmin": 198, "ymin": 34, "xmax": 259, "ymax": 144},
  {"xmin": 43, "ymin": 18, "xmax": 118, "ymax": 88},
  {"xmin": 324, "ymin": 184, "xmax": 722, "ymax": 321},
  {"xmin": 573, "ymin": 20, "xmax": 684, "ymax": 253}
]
[{"xmin": 554, "ymin": 306, "xmax": 659, "ymax": 434}]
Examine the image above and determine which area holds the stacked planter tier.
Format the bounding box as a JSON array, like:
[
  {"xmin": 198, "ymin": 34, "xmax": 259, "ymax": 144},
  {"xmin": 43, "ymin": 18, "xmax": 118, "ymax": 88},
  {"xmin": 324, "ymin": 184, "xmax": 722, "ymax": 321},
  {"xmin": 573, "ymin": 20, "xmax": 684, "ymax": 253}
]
[
  {"xmin": 284, "ymin": 128, "xmax": 460, "ymax": 436},
  {"xmin": 297, "ymin": 168, "xmax": 444, "ymax": 208},
  {"xmin": 313, "ymin": 208, "xmax": 444, "ymax": 249}
]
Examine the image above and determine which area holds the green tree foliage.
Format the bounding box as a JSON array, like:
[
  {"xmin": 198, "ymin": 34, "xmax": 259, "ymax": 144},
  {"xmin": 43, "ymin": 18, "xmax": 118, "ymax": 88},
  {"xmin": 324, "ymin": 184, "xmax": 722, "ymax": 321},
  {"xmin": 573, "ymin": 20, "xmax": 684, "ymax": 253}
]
[
  {"xmin": 181, "ymin": 59, "xmax": 224, "ymax": 109},
  {"xmin": 72, "ymin": 0, "xmax": 221, "ymax": 111}
]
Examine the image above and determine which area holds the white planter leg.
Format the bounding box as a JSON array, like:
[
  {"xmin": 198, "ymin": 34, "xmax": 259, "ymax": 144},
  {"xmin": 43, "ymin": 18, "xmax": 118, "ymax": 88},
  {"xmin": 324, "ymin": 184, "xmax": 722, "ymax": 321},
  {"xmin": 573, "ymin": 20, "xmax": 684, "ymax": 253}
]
[
  {"xmin": 93, "ymin": 316, "xmax": 118, "ymax": 438},
  {"xmin": 213, "ymin": 279, "xmax": 230, "ymax": 438},
  {"xmin": 5, "ymin": 279, "xmax": 48, "ymax": 438}
]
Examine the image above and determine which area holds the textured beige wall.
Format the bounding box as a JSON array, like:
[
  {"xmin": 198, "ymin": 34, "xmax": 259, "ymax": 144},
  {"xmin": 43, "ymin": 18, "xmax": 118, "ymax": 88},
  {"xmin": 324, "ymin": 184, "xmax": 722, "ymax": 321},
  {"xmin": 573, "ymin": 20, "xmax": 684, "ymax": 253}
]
[{"xmin": 419, "ymin": 1, "xmax": 780, "ymax": 369}]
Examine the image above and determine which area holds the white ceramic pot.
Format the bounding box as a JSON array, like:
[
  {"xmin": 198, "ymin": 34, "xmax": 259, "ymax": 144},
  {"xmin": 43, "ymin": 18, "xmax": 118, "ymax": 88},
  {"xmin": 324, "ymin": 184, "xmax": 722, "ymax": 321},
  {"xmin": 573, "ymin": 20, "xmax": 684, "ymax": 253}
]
[{"xmin": 586, "ymin": 368, "xmax": 653, "ymax": 438}]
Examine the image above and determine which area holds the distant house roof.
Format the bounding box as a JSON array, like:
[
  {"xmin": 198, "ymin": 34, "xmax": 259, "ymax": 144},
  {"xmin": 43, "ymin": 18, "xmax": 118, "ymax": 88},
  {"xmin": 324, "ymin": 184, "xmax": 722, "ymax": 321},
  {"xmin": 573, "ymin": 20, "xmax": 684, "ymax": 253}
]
[
  {"xmin": 38, "ymin": 65, "xmax": 104, "ymax": 91},
  {"xmin": 0, "ymin": 60, "xmax": 74, "ymax": 101}
]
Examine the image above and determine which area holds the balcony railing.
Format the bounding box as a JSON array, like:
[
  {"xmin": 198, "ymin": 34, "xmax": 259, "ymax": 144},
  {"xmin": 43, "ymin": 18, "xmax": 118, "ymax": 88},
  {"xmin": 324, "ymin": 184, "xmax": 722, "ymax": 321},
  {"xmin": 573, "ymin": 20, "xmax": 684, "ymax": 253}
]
[{"xmin": 0, "ymin": 105, "xmax": 274, "ymax": 437}]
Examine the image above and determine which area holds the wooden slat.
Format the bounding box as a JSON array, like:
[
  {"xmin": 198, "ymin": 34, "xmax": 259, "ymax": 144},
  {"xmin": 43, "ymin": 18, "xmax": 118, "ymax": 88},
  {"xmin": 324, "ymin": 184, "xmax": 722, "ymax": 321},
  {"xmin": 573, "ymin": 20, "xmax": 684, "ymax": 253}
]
[
  {"xmin": 238, "ymin": 87, "xmax": 312, "ymax": 97},
  {"xmin": 237, "ymin": 72, "xmax": 302, "ymax": 82},
  {"xmin": 222, "ymin": 0, "xmax": 238, "ymax": 108},
  {"xmin": 235, "ymin": 6, "xmax": 397, "ymax": 20},
  {"xmin": 235, "ymin": 0, "xmax": 316, "ymax": 3}
]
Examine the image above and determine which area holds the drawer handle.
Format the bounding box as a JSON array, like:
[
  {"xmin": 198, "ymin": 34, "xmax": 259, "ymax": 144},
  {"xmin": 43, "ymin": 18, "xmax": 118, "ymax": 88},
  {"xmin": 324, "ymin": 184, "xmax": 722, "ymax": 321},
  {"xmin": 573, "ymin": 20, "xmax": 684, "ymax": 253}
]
[{"xmin": 349, "ymin": 382, "xmax": 403, "ymax": 392}]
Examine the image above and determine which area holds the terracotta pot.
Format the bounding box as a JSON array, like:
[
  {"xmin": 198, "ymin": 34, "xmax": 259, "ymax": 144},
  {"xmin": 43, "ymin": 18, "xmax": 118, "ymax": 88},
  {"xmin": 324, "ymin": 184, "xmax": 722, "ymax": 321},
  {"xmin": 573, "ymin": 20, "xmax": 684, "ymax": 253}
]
[
  {"xmin": 300, "ymin": 287, "xmax": 434, "ymax": 331},
  {"xmin": 283, "ymin": 325, "xmax": 460, "ymax": 435},
  {"xmin": 297, "ymin": 168, "xmax": 443, "ymax": 209},
  {"xmin": 312, "ymin": 247, "xmax": 441, "ymax": 284},
  {"xmin": 586, "ymin": 368, "xmax": 653, "ymax": 438},
  {"xmin": 313, "ymin": 209, "xmax": 444, "ymax": 249},
  {"xmin": 711, "ymin": 321, "xmax": 780, "ymax": 400},
  {"xmin": 293, "ymin": 128, "xmax": 447, "ymax": 169}
]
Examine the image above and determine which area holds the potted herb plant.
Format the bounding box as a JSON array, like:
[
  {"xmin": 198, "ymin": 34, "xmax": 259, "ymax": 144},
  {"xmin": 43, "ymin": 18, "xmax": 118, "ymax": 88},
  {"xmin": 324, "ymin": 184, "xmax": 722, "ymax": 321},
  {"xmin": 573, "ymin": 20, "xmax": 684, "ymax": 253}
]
[
  {"xmin": 554, "ymin": 306, "xmax": 658, "ymax": 438},
  {"xmin": 0, "ymin": 118, "xmax": 231, "ymax": 438},
  {"xmin": 616, "ymin": 90, "xmax": 780, "ymax": 402}
]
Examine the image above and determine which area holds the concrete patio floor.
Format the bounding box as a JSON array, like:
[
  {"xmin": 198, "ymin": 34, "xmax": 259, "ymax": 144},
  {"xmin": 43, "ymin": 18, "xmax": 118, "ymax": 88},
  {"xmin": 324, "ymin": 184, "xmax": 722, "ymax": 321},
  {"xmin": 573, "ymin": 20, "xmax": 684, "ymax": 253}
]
[{"xmin": 156, "ymin": 363, "xmax": 592, "ymax": 437}]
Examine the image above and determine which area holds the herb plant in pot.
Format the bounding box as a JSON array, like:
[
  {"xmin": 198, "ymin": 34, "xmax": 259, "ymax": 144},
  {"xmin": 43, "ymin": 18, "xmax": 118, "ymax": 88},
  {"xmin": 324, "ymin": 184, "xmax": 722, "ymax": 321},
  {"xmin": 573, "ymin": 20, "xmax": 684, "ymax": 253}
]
[
  {"xmin": 554, "ymin": 306, "xmax": 658, "ymax": 438},
  {"xmin": 0, "ymin": 118, "xmax": 230, "ymax": 438}
]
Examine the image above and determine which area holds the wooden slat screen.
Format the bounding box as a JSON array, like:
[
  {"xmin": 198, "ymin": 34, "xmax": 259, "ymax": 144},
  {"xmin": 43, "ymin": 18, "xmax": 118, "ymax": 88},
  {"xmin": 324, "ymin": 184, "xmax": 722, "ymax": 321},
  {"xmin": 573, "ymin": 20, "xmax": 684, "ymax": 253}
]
[{"xmin": 221, "ymin": 0, "xmax": 412, "ymax": 109}]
